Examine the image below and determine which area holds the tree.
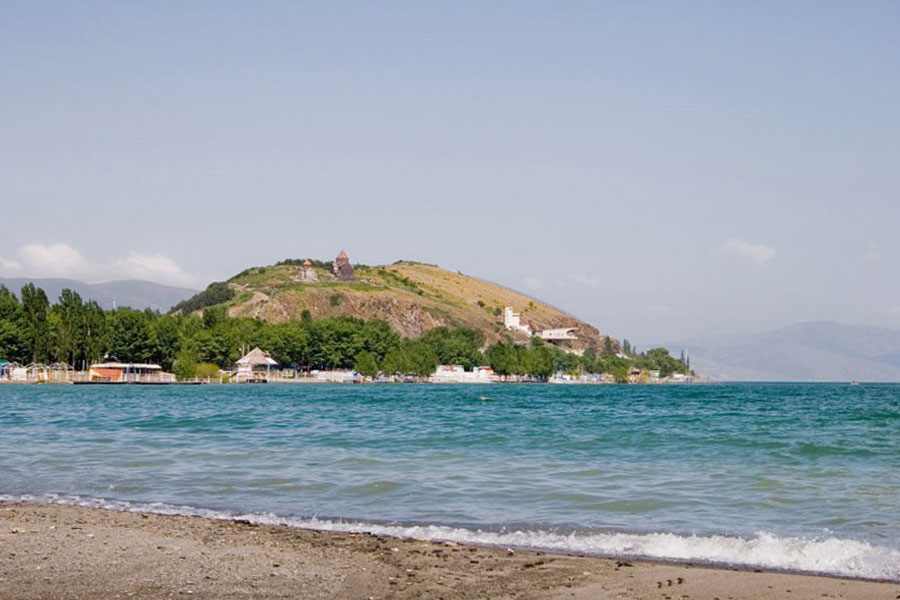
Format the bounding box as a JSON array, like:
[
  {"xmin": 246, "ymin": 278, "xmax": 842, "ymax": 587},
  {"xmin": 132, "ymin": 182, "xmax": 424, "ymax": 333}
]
[
  {"xmin": 404, "ymin": 341, "xmax": 438, "ymax": 377},
  {"xmin": 358, "ymin": 319, "xmax": 401, "ymax": 361},
  {"xmin": 602, "ymin": 336, "xmax": 615, "ymax": 357},
  {"xmin": 80, "ymin": 301, "xmax": 108, "ymax": 367},
  {"xmin": 0, "ymin": 286, "xmax": 27, "ymax": 363},
  {"xmin": 21, "ymin": 283, "xmax": 50, "ymax": 363},
  {"xmin": 107, "ymin": 309, "xmax": 157, "ymax": 363},
  {"xmin": 354, "ymin": 350, "xmax": 379, "ymax": 379},
  {"xmin": 54, "ymin": 289, "xmax": 84, "ymax": 366},
  {"xmin": 641, "ymin": 347, "xmax": 688, "ymax": 377},
  {"xmin": 420, "ymin": 327, "xmax": 484, "ymax": 370},
  {"xmin": 485, "ymin": 342, "xmax": 519, "ymax": 376},
  {"xmin": 0, "ymin": 286, "xmax": 21, "ymax": 321},
  {"xmin": 527, "ymin": 345, "xmax": 555, "ymax": 380},
  {"xmin": 173, "ymin": 346, "xmax": 198, "ymax": 381},
  {"xmin": 380, "ymin": 347, "xmax": 408, "ymax": 376},
  {"xmin": 609, "ymin": 362, "xmax": 629, "ymax": 383},
  {"xmin": 170, "ymin": 282, "xmax": 235, "ymax": 314},
  {"xmin": 202, "ymin": 305, "xmax": 227, "ymax": 329},
  {"xmin": 152, "ymin": 315, "xmax": 182, "ymax": 371},
  {"xmin": 262, "ymin": 322, "xmax": 309, "ymax": 367},
  {"xmin": 0, "ymin": 319, "xmax": 28, "ymax": 363}
]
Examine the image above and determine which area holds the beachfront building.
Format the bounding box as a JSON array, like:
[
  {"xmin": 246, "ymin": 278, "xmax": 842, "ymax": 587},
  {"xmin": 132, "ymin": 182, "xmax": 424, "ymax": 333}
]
[
  {"xmin": 88, "ymin": 362, "xmax": 174, "ymax": 383},
  {"xmin": 310, "ymin": 369, "xmax": 357, "ymax": 383},
  {"xmin": 0, "ymin": 360, "xmax": 12, "ymax": 382},
  {"xmin": 503, "ymin": 306, "xmax": 533, "ymax": 336},
  {"xmin": 549, "ymin": 372, "xmax": 608, "ymax": 385},
  {"xmin": 627, "ymin": 367, "xmax": 648, "ymax": 384},
  {"xmin": 332, "ymin": 250, "xmax": 354, "ymax": 281},
  {"xmin": 430, "ymin": 365, "xmax": 498, "ymax": 384},
  {"xmin": 296, "ymin": 259, "xmax": 318, "ymax": 283},
  {"xmin": 236, "ymin": 347, "xmax": 279, "ymax": 383}
]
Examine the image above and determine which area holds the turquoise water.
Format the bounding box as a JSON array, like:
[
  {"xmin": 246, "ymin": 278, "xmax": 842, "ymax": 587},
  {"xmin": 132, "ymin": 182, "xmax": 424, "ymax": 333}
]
[{"xmin": 1, "ymin": 383, "xmax": 898, "ymax": 579}]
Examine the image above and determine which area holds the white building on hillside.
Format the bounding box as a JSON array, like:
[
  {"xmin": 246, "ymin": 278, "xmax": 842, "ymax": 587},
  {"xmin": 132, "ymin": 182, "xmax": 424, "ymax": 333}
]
[
  {"xmin": 538, "ymin": 327, "xmax": 578, "ymax": 342},
  {"xmin": 503, "ymin": 306, "xmax": 533, "ymax": 336}
]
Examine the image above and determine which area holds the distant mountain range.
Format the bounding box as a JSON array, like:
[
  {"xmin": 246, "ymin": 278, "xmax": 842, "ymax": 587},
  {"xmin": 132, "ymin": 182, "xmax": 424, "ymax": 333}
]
[
  {"xmin": 0, "ymin": 278, "xmax": 197, "ymax": 312},
  {"xmin": 667, "ymin": 321, "xmax": 900, "ymax": 382}
]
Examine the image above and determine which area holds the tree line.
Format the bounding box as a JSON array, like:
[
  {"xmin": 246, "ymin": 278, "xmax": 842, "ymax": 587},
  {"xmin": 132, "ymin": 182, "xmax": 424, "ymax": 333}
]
[{"xmin": 0, "ymin": 283, "xmax": 691, "ymax": 381}]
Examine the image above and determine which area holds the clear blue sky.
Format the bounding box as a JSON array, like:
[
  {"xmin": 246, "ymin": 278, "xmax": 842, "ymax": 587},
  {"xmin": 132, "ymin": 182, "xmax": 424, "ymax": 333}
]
[{"xmin": 2, "ymin": 2, "xmax": 899, "ymax": 344}]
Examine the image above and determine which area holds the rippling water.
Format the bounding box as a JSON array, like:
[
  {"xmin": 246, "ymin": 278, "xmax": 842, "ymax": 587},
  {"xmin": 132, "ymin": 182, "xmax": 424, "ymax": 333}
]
[{"xmin": 1, "ymin": 383, "xmax": 898, "ymax": 580}]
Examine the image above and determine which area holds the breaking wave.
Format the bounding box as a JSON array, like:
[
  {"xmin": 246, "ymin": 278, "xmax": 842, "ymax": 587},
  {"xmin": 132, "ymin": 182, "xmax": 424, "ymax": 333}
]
[{"xmin": 4, "ymin": 494, "xmax": 899, "ymax": 582}]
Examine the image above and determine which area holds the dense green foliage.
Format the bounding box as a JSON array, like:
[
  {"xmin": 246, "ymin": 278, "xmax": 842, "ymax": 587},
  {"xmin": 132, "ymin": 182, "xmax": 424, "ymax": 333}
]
[
  {"xmin": 483, "ymin": 337, "xmax": 690, "ymax": 382},
  {"xmin": 0, "ymin": 284, "xmax": 468, "ymax": 377},
  {"xmin": 170, "ymin": 282, "xmax": 235, "ymax": 315},
  {"xmin": 0, "ymin": 283, "xmax": 691, "ymax": 382}
]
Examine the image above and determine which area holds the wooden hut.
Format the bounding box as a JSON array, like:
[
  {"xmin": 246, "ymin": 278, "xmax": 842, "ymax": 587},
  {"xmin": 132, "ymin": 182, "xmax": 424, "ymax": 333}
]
[{"xmin": 236, "ymin": 347, "xmax": 279, "ymax": 383}]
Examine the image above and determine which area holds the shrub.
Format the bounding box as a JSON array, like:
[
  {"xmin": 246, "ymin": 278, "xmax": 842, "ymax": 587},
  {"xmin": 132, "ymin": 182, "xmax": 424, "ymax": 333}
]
[{"xmin": 194, "ymin": 363, "xmax": 221, "ymax": 380}]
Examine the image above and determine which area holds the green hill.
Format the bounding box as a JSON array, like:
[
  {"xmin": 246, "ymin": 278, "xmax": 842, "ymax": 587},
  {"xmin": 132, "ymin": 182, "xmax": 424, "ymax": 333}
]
[{"xmin": 175, "ymin": 258, "xmax": 612, "ymax": 352}]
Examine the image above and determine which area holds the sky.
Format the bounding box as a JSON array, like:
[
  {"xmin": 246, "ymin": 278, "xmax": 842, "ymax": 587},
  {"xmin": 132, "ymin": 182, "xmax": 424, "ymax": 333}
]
[{"xmin": 2, "ymin": 2, "xmax": 899, "ymax": 344}]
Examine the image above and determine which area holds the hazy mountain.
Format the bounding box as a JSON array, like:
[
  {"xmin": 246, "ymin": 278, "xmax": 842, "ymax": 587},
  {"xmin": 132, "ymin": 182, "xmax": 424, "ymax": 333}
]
[
  {"xmin": 667, "ymin": 321, "xmax": 900, "ymax": 382},
  {"xmin": 0, "ymin": 278, "xmax": 197, "ymax": 312}
]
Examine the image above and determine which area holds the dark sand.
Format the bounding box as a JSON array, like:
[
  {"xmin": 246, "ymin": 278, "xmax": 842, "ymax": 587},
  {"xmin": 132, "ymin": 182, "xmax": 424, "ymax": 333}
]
[{"xmin": 1, "ymin": 502, "xmax": 897, "ymax": 599}]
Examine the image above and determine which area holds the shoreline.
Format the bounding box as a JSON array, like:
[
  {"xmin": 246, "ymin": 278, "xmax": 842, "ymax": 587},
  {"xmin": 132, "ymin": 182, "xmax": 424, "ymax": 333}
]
[
  {"xmin": 0, "ymin": 379, "xmax": 705, "ymax": 386},
  {"xmin": 2, "ymin": 502, "xmax": 897, "ymax": 599}
]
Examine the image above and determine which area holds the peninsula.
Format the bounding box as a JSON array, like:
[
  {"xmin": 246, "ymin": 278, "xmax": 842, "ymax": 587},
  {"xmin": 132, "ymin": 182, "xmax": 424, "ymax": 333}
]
[{"xmin": 0, "ymin": 251, "xmax": 692, "ymax": 384}]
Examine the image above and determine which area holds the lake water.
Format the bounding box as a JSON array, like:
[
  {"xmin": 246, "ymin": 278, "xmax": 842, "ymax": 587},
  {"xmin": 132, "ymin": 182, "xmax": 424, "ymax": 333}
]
[{"xmin": 1, "ymin": 383, "xmax": 898, "ymax": 580}]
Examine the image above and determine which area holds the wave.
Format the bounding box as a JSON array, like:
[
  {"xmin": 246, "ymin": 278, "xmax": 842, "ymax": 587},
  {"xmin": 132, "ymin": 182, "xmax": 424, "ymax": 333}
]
[{"xmin": 3, "ymin": 493, "xmax": 899, "ymax": 582}]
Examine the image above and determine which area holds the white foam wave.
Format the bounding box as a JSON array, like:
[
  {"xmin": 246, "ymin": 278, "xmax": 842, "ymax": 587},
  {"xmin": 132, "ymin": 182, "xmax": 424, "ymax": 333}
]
[{"xmin": 4, "ymin": 494, "xmax": 899, "ymax": 582}]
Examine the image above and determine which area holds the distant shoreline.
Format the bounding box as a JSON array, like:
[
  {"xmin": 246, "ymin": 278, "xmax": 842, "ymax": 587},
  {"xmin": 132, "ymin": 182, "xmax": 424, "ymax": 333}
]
[{"xmin": 0, "ymin": 380, "xmax": 707, "ymax": 387}]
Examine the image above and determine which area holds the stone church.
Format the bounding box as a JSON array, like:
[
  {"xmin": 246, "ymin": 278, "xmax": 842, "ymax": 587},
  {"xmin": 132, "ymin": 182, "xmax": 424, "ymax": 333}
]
[
  {"xmin": 296, "ymin": 259, "xmax": 318, "ymax": 282},
  {"xmin": 332, "ymin": 250, "xmax": 354, "ymax": 280}
]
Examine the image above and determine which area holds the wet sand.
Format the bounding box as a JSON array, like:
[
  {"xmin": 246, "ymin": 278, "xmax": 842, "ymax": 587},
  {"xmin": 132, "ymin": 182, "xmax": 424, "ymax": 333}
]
[{"xmin": 1, "ymin": 502, "xmax": 897, "ymax": 600}]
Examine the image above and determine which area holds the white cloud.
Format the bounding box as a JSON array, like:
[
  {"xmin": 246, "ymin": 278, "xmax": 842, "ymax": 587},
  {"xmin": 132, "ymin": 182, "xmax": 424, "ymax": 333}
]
[
  {"xmin": 17, "ymin": 243, "xmax": 92, "ymax": 278},
  {"xmin": 112, "ymin": 253, "xmax": 193, "ymax": 287},
  {"xmin": 722, "ymin": 238, "xmax": 776, "ymax": 265},
  {"xmin": 0, "ymin": 256, "xmax": 22, "ymax": 273},
  {"xmin": 1, "ymin": 242, "xmax": 195, "ymax": 287}
]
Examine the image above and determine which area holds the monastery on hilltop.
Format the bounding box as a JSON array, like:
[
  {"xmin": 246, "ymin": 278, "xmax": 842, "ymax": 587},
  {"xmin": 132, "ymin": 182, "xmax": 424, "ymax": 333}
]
[
  {"xmin": 332, "ymin": 250, "xmax": 354, "ymax": 280},
  {"xmin": 294, "ymin": 250, "xmax": 355, "ymax": 283},
  {"xmin": 296, "ymin": 259, "xmax": 318, "ymax": 282}
]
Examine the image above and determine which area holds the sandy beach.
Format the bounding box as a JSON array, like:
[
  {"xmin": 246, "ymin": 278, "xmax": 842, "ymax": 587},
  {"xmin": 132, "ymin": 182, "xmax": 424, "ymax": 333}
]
[{"xmin": 0, "ymin": 502, "xmax": 896, "ymax": 600}]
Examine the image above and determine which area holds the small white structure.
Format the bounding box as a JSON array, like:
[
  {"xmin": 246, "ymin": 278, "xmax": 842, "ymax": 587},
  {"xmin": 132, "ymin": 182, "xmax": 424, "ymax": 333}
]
[
  {"xmin": 503, "ymin": 306, "xmax": 532, "ymax": 336},
  {"xmin": 11, "ymin": 367, "xmax": 28, "ymax": 383},
  {"xmin": 537, "ymin": 327, "xmax": 578, "ymax": 342},
  {"xmin": 549, "ymin": 372, "xmax": 608, "ymax": 385},
  {"xmin": 296, "ymin": 259, "xmax": 318, "ymax": 283},
  {"xmin": 430, "ymin": 365, "xmax": 497, "ymax": 384},
  {"xmin": 236, "ymin": 347, "xmax": 279, "ymax": 382},
  {"xmin": 310, "ymin": 369, "xmax": 357, "ymax": 384}
]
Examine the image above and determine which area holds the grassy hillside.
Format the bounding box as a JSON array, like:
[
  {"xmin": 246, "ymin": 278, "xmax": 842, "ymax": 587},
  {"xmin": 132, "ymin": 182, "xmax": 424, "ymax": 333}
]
[{"xmin": 178, "ymin": 259, "xmax": 607, "ymax": 349}]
